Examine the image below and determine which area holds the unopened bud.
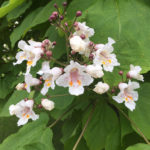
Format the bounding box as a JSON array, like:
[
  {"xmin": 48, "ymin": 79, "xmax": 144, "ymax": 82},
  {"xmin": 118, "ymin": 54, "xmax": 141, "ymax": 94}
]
[
  {"xmin": 71, "ymin": 50, "xmax": 76, "ymax": 55},
  {"xmin": 37, "ymin": 104, "xmax": 43, "ymax": 109},
  {"xmin": 126, "ymin": 73, "xmax": 131, "ymax": 79},
  {"xmin": 40, "ymin": 76, "xmax": 43, "ymax": 80},
  {"xmin": 119, "ymin": 71, "xmax": 123, "ymax": 75},
  {"xmin": 111, "ymin": 89, "xmax": 115, "ymax": 94},
  {"xmin": 54, "ymin": 3, "xmax": 58, "ymax": 8},
  {"xmin": 74, "ymin": 22, "xmax": 78, "ymax": 27},
  {"xmin": 89, "ymin": 53, "xmax": 94, "ymax": 60},
  {"xmin": 80, "ymin": 34, "xmax": 85, "ymax": 39},
  {"xmin": 39, "ymin": 81, "xmax": 43, "ymax": 84},
  {"xmin": 52, "ymin": 11, "xmax": 58, "ymax": 17},
  {"xmin": 60, "ymin": 16, "xmax": 64, "ymax": 20},
  {"xmin": 46, "ymin": 51, "xmax": 52, "ymax": 57},
  {"xmin": 49, "ymin": 15, "xmax": 56, "ymax": 21},
  {"xmin": 52, "ymin": 41, "xmax": 56, "ymax": 46},
  {"xmin": 63, "ymin": 2, "xmax": 67, "ymax": 6},
  {"xmin": 76, "ymin": 11, "xmax": 82, "ymax": 17},
  {"xmin": 89, "ymin": 42, "xmax": 94, "ymax": 47},
  {"xmin": 41, "ymin": 99, "xmax": 55, "ymax": 111},
  {"xmin": 16, "ymin": 83, "xmax": 24, "ymax": 90},
  {"xmin": 24, "ymin": 98, "xmax": 28, "ymax": 101},
  {"xmin": 64, "ymin": 22, "xmax": 68, "ymax": 26}
]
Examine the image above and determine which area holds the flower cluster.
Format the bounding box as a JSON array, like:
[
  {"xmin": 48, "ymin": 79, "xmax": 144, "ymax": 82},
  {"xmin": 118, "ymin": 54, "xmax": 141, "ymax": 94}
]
[{"xmin": 9, "ymin": 4, "xmax": 144, "ymax": 126}]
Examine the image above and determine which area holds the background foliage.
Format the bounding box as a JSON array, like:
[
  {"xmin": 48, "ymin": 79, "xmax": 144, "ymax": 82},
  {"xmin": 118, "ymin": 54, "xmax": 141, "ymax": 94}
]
[{"xmin": 0, "ymin": 0, "xmax": 150, "ymax": 149}]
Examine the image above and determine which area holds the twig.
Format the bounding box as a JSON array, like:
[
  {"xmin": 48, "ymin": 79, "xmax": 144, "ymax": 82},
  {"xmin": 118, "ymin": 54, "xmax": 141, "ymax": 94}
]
[
  {"xmin": 116, "ymin": 105, "xmax": 150, "ymax": 145},
  {"xmin": 72, "ymin": 104, "xmax": 96, "ymax": 150}
]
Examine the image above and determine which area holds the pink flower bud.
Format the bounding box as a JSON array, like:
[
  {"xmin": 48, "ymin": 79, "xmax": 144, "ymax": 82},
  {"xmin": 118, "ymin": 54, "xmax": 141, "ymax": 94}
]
[
  {"xmin": 80, "ymin": 34, "xmax": 86, "ymax": 39},
  {"xmin": 52, "ymin": 41, "xmax": 56, "ymax": 46},
  {"xmin": 63, "ymin": 2, "xmax": 67, "ymax": 6},
  {"xmin": 37, "ymin": 104, "xmax": 43, "ymax": 109},
  {"xmin": 119, "ymin": 71, "xmax": 123, "ymax": 75},
  {"xmin": 46, "ymin": 51, "xmax": 52, "ymax": 57},
  {"xmin": 126, "ymin": 72, "xmax": 131, "ymax": 79},
  {"xmin": 74, "ymin": 22, "xmax": 78, "ymax": 27},
  {"xmin": 54, "ymin": 3, "xmax": 58, "ymax": 8},
  {"xmin": 60, "ymin": 16, "xmax": 64, "ymax": 20},
  {"xmin": 71, "ymin": 50, "xmax": 76, "ymax": 55},
  {"xmin": 52, "ymin": 11, "xmax": 58, "ymax": 17},
  {"xmin": 89, "ymin": 53, "xmax": 94, "ymax": 60},
  {"xmin": 76, "ymin": 11, "xmax": 82, "ymax": 17}
]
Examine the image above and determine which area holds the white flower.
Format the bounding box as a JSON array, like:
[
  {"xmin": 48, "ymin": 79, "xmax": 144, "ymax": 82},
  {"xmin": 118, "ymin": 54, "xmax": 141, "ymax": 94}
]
[
  {"xmin": 70, "ymin": 36, "xmax": 86, "ymax": 52},
  {"xmin": 56, "ymin": 61, "xmax": 93, "ymax": 96},
  {"xmin": 37, "ymin": 61, "xmax": 62, "ymax": 95},
  {"xmin": 13, "ymin": 40, "xmax": 44, "ymax": 74},
  {"xmin": 16, "ymin": 83, "xmax": 25, "ymax": 90},
  {"xmin": 112, "ymin": 80, "xmax": 140, "ymax": 111},
  {"xmin": 74, "ymin": 22, "xmax": 95, "ymax": 38},
  {"xmin": 70, "ymin": 36, "xmax": 91, "ymax": 57},
  {"xmin": 93, "ymin": 37, "xmax": 120, "ymax": 72},
  {"xmin": 25, "ymin": 73, "xmax": 40, "ymax": 93},
  {"xmin": 9, "ymin": 100, "xmax": 39, "ymax": 126},
  {"xmin": 93, "ymin": 82, "xmax": 109, "ymax": 94},
  {"xmin": 41, "ymin": 99, "xmax": 55, "ymax": 111},
  {"xmin": 128, "ymin": 64, "xmax": 144, "ymax": 81},
  {"xmin": 86, "ymin": 64, "xmax": 104, "ymax": 78}
]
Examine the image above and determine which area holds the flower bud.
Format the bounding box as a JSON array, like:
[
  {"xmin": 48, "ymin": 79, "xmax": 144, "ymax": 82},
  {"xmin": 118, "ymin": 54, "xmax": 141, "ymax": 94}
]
[
  {"xmin": 37, "ymin": 104, "xmax": 43, "ymax": 109},
  {"xmin": 39, "ymin": 80, "xmax": 43, "ymax": 84},
  {"xmin": 93, "ymin": 82, "xmax": 109, "ymax": 94},
  {"xmin": 71, "ymin": 50, "xmax": 76, "ymax": 55},
  {"xmin": 119, "ymin": 71, "xmax": 123, "ymax": 75},
  {"xmin": 89, "ymin": 42, "xmax": 94, "ymax": 47},
  {"xmin": 64, "ymin": 22, "xmax": 68, "ymax": 26},
  {"xmin": 63, "ymin": 2, "xmax": 67, "ymax": 6},
  {"xmin": 49, "ymin": 15, "xmax": 56, "ymax": 21},
  {"xmin": 74, "ymin": 22, "xmax": 78, "ymax": 27},
  {"xmin": 41, "ymin": 99, "xmax": 55, "ymax": 111},
  {"xmin": 89, "ymin": 53, "xmax": 94, "ymax": 60},
  {"xmin": 39, "ymin": 76, "xmax": 43, "ymax": 80},
  {"xmin": 80, "ymin": 34, "xmax": 86, "ymax": 39},
  {"xmin": 52, "ymin": 11, "xmax": 58, "ymax": 17},
  {"xmin": 52, "ymin": 41, "xmax": 56, "ymax": 46},
  {"xmin": 60, "ymin": 16, "xmax": 64, "ymax": 20},
  {"xmin": 111, "ymin": 89, "xmax": 115, "ymax": 94},
  {"xmin": 16, "ymin": 83, "xmax": 24, "ymax": 90},
  {"xmin": 126, "ymin": 72, "xmax": 131, "ymax": 79},
  {"xmin": 76, "ymin": 11, "xmax": 82, "ymax": 17},
  {"xmin": 46, "ymin": 51, "xmax": 52, "ymax": 57},
  {"xmin": 54, "ymin": 3, "xmax": 58, "ymax": 8}
]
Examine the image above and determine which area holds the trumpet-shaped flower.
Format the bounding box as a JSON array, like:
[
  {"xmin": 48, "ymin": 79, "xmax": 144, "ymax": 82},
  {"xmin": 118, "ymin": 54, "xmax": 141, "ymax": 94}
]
[
  {"xmin": 86, "ymin": 64, "xmax": 104, "ymax": 78},
  {"xmin": 93, "ymin": 82, "xmax": 109, "ymax": 94},
  {"xmin": 93, "ymin": 37, "xmax": 120, "ymax": 72},
  {"xmin": 16, "ymin": 83, "xmax": 25, "ymax": 90},
  {"xmin": 112, "ymin": 80, "xmax": 140, "ymax": 111},
  {"xmin": 9, "ymin": 100, "xmax": 39, "ymax": 126},
  {"xmin": 41, "ymin": 99, "xmax": 55, "ymax": 111},
  {"xmin": 25, "ymin": 73, "xmax": 40, "ymax": 93},
  {"xmin": 37, "ymin": 61, "xmax": 62, "ymax": 95},
  {"xmin": 70, "ymin": 36, "xmax": 91, "ymax": 57},
  {"xmin": 74, "ymin": 22, "xmax": 95, "ymax": 38},
  {"xmin": 13, "ymin": 40, "xmax": 44, "ymax": 74},
  {"xmin": 56, "ymin": 61, "xmax": 93, "ymax": 96},
  {"xmin": 128, "ymin": 64, "xmax": 144, "ymax": 81}
]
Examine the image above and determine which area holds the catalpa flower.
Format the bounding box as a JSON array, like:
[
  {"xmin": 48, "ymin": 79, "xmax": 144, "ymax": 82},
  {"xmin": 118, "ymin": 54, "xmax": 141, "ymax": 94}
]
[
  {"xmin": 112, "ymin": 80, "xmax": 140, "ymax": 111},
  {"xmin": 9, "ymin": 100, "xmax": 39, "ymax": 126},
  {"xmin": 37, "ymin": 61, "xmax": 62, "ymax": 95},
  {"xmin": 93, "ymin": 37, "xmax": 120, "ymax": 72},
  {"xmin": 56, "ymin": 61, "xmax": 93, "ymax": 96},
  {"xmin": 70, "ymin": 36, "xmax": 90, "ymax": 57},
  {"xmin": 128, "ymin": 64, "xmax": 144, "ymax": 81},
  {"xmin": 93, "ymin": 82, "xmax": 109, "ymax": 94},
  {"xmin": 74, "ymin": 22, "xmax": 95, "ymax": 38},
  {"xmin": 13, "ymin": 40, "xmax": 44, "ymax": 74},
  {"xmin": 41, "ymin": 99, "xmax": 55, "ymax": 111},
  {"xmin": 25, "ymin": 73, "xmax": 40, "ymax": 93},
  {"xmin": 86, "ymin": 64, "xmax": 104, "ymax": 78}
]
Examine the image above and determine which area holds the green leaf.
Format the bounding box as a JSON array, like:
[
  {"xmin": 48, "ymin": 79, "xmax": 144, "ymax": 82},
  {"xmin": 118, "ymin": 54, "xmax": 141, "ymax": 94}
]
[
  {"xmin": 0, "ymin": 90, "xmax": 28, "ymax": 117},
  {"xmin": 10, "ymin": 0, "xmax": 64, "ymax": 48},
  {"xmin": 0, "ymin": 0, "xmax": 25, "ymax": 18},
  {"xmin": 129, "ymin": 83, "xmax": 150, "ymax": 139},
  {"xmin": 126, "ymin": 143, "xmax": 150, "ymax": 150},
  {"xmin": 7, "ymin": 1, "xmax": 32, "ymax": 21},
  {"xmin": 0, "ymin": 113, "xmax": 54, "ymax": 150},
  {"xmin": 105, "ymin": 122, "xmax": 121, "ymax": 150},
  {"xmin": 83, "ymin": 99, "xmax": 118, "ymax": 150}
]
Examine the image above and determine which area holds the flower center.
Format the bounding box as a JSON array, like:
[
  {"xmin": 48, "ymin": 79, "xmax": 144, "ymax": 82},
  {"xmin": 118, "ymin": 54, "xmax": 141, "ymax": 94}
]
[
  {"xmin": 27, "ymin": 61, "xmax": 33, "ymax": 66},
  {"xmin": 69, "ymin": 68, "xmax": 81, "ymax": 87}
]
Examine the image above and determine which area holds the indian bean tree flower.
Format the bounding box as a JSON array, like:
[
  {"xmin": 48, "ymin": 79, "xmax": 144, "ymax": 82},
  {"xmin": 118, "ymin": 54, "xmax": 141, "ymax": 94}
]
[
  {"xmin": 41, "ymin": 99, "xmax": 55, "ymax": 111},
  {"xmin": 85, "ymin": 64, "xmax": 104, "ymax": 78},
  {"xmin": 112, "ymin": 80, "xmax": 140, "ymax": 111},
  {"xmin": 93, "ymin": 82, "xmax": 109, "ymax": 94},
  {"xmin": 9, "ymin": 100, "xmax": 39, "ymax": 126},
  {"xmin": 13, "ymin": 40, "xmax": 44, "ymax": 74},
  {"xmin": 93, "ymin": 37, "xmax": 120, "ymax": 72},
  {"xmin": 128, "ymin": 64, "xmax": 144, "ymax": 81},
  {"xmin": 56, "ymin": 60, "xmax": 94, "ymax": 96},
  {"xmin": 37, "ymin": 61, "xmax": 62, "ymax": 95},
  {"xmin": 25, "ymin": 73, "xmax": 40, "ymax": 93},
  {"xmin": 16, "ymin": 83, "xmax": 25, "ymax": 90}
]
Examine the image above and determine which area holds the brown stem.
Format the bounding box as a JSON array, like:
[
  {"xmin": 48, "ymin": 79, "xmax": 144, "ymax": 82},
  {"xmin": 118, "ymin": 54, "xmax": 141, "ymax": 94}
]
[
  {"xmin": 116, "ymin": 105, "xmax": 150, "ymax": 145},
  {"xmin": 72, "ymin": 104, "xmax": 96, "ymax": 150}
]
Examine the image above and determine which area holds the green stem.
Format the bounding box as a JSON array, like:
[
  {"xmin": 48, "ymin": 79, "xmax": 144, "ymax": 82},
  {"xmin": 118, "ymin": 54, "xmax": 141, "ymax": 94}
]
[
  {"xmin": 51, "ymin": 57, "xmax": 66, "ymax": 67},
  {"xmin": 72, "ymin": 104, "xmax": 96, "ymax": 150}
]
